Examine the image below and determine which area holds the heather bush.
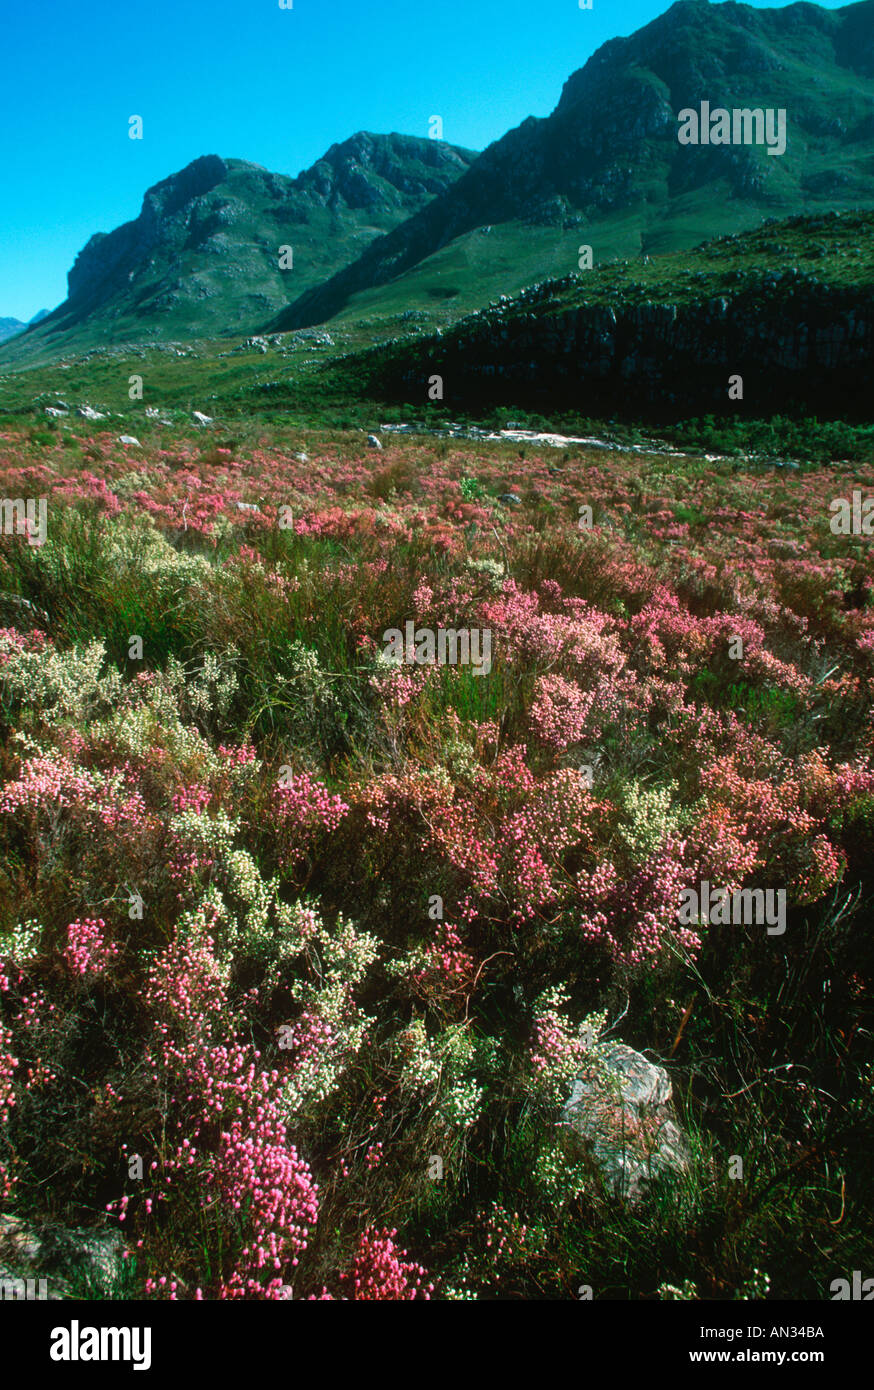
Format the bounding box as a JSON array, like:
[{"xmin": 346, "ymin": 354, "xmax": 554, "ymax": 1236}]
[{"xmin": 0, "ymin": 425, "xmax": 871, "ymax": 1298}]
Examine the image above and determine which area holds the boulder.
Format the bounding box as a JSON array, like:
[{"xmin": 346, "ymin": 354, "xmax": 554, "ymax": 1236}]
[
  {"xmin": 561, "ymin": 1041, "xmax": 689, "ymax": 1203},
  {"xmin": 367, "ymin": 434, "xmax": 382, "ymax": 449},
  {"xmin": 118, "ymin": 435, "xmax": 140, "ymax": 446},
  {"xmin": 76, "ymin": 406, "xmax": 107, "ymax": 421},
  {"xmin": 0, "ymin": 1214, "xmax": 125, "ymax": 1300},
  {"xmin": 192, "ymin": 411, "xmax": 213, "ymax": 425}
]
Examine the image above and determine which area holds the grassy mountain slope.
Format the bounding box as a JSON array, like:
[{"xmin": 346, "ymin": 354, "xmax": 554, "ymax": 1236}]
[
  {"xmin": 273, "ymin": 0, "xmax": 874, "ymax": 331},
  {"xmin": 1, "ymin": 135, "xmax": 475, "ymax": 364},
  {"xmin": 0, "ymin": 318, "xmax": 26, "ymax": 344}
]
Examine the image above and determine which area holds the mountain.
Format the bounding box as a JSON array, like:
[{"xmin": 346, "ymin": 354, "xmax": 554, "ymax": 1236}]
[
  {"xmin": 273, "ymin": 0, "xmax": 874, "ymax": 330},
  {"xmin": 2, "ymin": 134, "xmax": 475, "ymax": 361},
  {"xmin": 28, "ymin": 309, "xmax": 50, "ymax": 324},
  {"xmin": 0, "ymin": 317, "xmax": 25, "ymax": 344}
]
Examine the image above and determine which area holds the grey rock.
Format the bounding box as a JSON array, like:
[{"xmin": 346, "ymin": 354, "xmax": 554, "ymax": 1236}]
[
  {"xmin": 118, "ymin": 435, "xmax": 140, "ymax": 446},
  {"xmin": 45, "ymin": 407, "xmax": 68, "ymax": 417},
  {"xmin": 76, "ymin": 406, "xmax": 107, "ymax": 421},
  {"xmin": 561, "ymin": 1042, "xmax": 690, "ymax": 1203},
  {"xmin": 499, "ymin": 493, "xmax": 522, "ymax": 505},
  {"xmin": 192, "ymin": 411, "xmax": 213, "ymax": 425},
  {"xmin": 0, "ymin": 1214, "xmax": 125, "ymax": 1299},
  {"xmin": 367, "ymin": 434, "xmax": 382, "ymax": 449}
]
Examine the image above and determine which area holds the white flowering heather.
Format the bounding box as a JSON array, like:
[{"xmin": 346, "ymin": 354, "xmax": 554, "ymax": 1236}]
[
  {"xmin": 274, "ymin": 899, "xmax": 321, "ymax": 962},
  {"xmin": 109, "ymin": 471, "xmax": 152, "ymax": 500},
  {"xmin": 163, "ymin": 652, "xmax": 239, "ymax": 724},
  {"xmin": 284, "ymin": 640, "xmax": 338, "ymax": 715},
  {"xmin": 317, "ymin": 915, "xmax": 380, "ymax": 988},
  {"xmin": 466, "ymin": 557, "xmax": 506, "ymax": 592},
  {"xmin": 734, "ymin": 1269, "xmax": 771, "ymax": 1299},
  {"xmin": 223, "ymin": 848, "xmax": 273, "ymax": 944},
  {"xmin": 169, "ymin": 805, "xmax": 238, "ymax": 872},
  {"xmin": 106, "ymin": 518, "xmax": 214, "ymax": 584},
  {"xmin": 95, "ymin": 689, "xmax": 224, "ymax": 777},
  {"xmin": 396, "ymin": 1019, "xmax": 442, "ymax": 1094},
  {"xmin": 0, "ymin": 919, "xmax": 43, "ymax": 964},
  {"xmin": 528, "ymin": 989, "xmax": 607, "ymax": 1108},
  {"xmin": 657, "ymin": 1278, "xmax": 699, "ymax": 1299},
  {"xmin": 440, "ymin": 718, "xmax": 481, "ymax": 783},
  {"xmin": 395, "ymin": 1020, "xmax": 483, "ymax": 1131},
  {"xmin": 0, "ymin": 634, "xmax": 121, "ymax": 723},
  {"xmin": 279, "ymin": 911, "xmax": 379, "ymax": 1113},
  {"xmin": 440, "ymin": 1281, "xmax": 479, "ymax": 1301},
  {"xmin": 170, "ymin": 899, "xmax": 233, "ymax": 991},
  {"xmin": 618, "ymin": 779, "xmax": 687, "ymax": 864},
  {"xmin": 532, "ymin": 1139, "xmax": 593, "ymax": 1206}
]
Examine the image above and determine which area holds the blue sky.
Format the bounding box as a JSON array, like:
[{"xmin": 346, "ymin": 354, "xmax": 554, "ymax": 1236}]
[{"xmin": 0, "ymin": 0, "xmax": 849, "ymax": 320}]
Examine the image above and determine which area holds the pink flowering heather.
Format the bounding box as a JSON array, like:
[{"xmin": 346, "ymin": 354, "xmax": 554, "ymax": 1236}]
[
  {"xmin": 338, "ymin": 1227, "xmax": 434, "ymax": 1300},
  {"xmin": 0, "ymin": 415, "xmax": 872, "ymax": 1302},
  {"xmin": 63, "ymin": 918, "xmax": 119, "ymax": 979}
]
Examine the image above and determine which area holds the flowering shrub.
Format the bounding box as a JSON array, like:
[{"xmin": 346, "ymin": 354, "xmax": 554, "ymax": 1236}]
[
  {"xmin": 63, "ymin": 918, "xmax": 119, "ymax": 979},
  {"xmin": 338, "ymin": 1227, "xmax": 434, "ymax": 1300},
  {"xmin": 0, "ymin": 424, "xmax": 871, "ymax": 1299}
]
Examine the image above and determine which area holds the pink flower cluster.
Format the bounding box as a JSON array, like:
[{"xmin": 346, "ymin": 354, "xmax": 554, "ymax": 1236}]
[
  {"xmin": 63, "ymin": 918, "xmax": 119, "ymax": 979},
  {"xmin": 338, "ymin": 1227, "xmax": 434, "ymax": 1300}
]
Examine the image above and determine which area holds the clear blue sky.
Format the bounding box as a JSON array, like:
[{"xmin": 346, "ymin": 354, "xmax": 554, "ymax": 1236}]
[{"xmin": 0, "ymin": 0, "xmax": 848, "ymax": 320}]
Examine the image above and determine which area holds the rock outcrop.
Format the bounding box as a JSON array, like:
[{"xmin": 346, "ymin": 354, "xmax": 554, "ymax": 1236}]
[
  {"xmin": 0, "ymin": 1214, "xmax": 125, "ymax": 1299},
  {"xmin": 561, "ymin": 1042, "xmax": 690, "ymax": 1203}
]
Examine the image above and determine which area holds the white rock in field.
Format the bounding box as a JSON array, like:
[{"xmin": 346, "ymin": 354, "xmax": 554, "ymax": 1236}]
[
  {"xmin": 561, "ymin": 1042, "xmax": 690, "ymax": 1204},
  {"xmin": 236, "ymin": 501, "xmax": 260, "ymax": 512},
  {"xmin": 76, "ymin": 406, "xmax": 107, "ymax": 420},
  {"xmin": 0, "ymin": 1213, "xmax": 125, "ymax": 1301},
  {"xmin": 295, "ymin": 453, "xmax": 309, "ymax": 463},
  {"xmin": 45, "ymin": 407, "xmax": 68, "ymax": 417},
  {"xmin": 192, "ymin": 411, "xmax": 213, "ymax": 425},
  {"xmin": 118, "ymin": 435, "xmax": 140, "ymax": 446},
  {"xmin": 367, "ymin": 434, "xmax": 382, "ymax": 449}
]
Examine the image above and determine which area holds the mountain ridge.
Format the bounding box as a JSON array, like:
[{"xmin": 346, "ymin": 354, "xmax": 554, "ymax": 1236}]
[
  {"xmin": 2, "ymin": 133, "xmax": 476, "ymax": 361},
  {"xmin": 271, "ymin": 0, "xmax": 874, "ymax": 331}
]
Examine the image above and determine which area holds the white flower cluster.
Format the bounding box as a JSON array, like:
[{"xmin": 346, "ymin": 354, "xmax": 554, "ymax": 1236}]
[
  {"xmin": 95, "ymin": 689, "xmax": 223, "ymax": 774},
  {"xmin": 618, "ymin": 778, "xmax": 686, "ymax": 863},
  {"xmin": 733, "ymin": 1269, "xmax": 771, "ymax": 1300},
  {"xmin": 528, "ymin": 988, "xmax": 608, "ymax": 1109},
  {"xmin": 105, "ymin": 516, "xmax": 213, "ymax": 584},
  {"xmin": 466, "ymin": 557, "xmax": 506, "ymax": 592},
  {"xmin": 0, "ymin": 634, "xmax": 121, "ymax": 724},
  {"xmin": 657, "ymin": 1279, "xmax": 699, "ymax": 1299},
  {"xmin": 279, "ymin": 909, "xmax": 379, "ymax": 1114},
  {"xmin": 0, "ymin": 918, "xmax": 43, "ymax": 964},
  {"xmin": 224, "ymin": 848, "xmax": 272, "ymax": 941},
  {"xmin": 395, "ymin": 1020, "xmax": 484, "ymax": 1131},
  {"xmin": 532, "ymin": 1139, "xmax": 593, "ymax": 1207},
  {"xmin": 165, "ymin": 652, "xmax": 239, "ymax": 723}
]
